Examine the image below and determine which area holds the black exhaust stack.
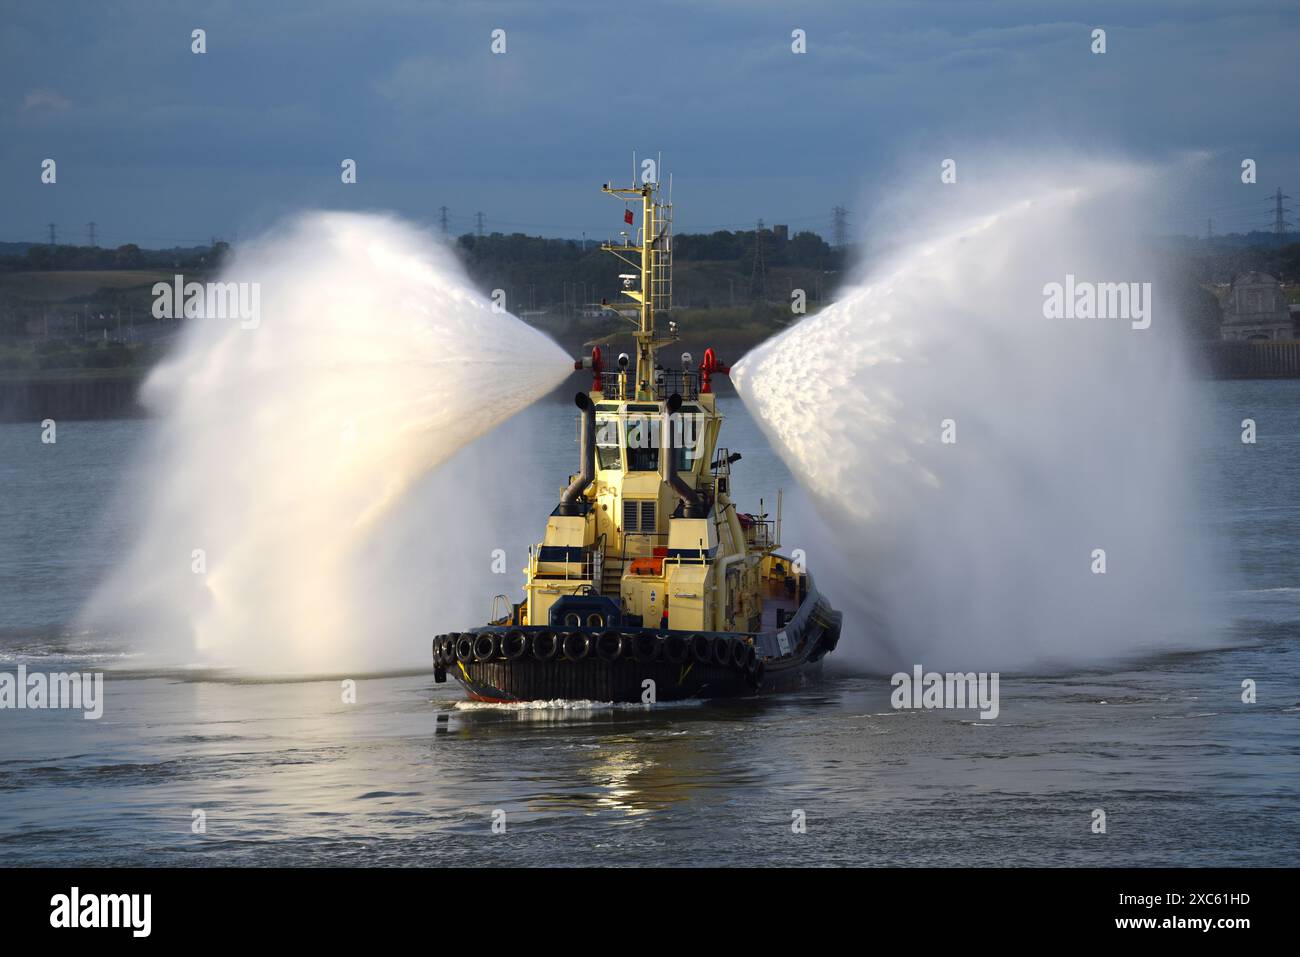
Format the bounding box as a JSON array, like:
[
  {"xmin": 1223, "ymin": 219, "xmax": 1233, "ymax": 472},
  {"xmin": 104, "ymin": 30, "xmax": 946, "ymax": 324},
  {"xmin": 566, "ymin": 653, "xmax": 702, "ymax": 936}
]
[
  {"xmin": 666, "ymin": 393, "xmax": 707, "ymax": 518},
  {"xmin": 559, "ymin": 392, "xmax": 596, "ymax": 514}
]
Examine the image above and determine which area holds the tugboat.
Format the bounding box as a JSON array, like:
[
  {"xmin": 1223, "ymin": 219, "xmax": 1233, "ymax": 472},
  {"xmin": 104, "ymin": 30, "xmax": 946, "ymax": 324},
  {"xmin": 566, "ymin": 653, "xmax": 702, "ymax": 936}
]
[{"xmin": 432, "ymin": 174, "xmax": 841, "ymax": 702}]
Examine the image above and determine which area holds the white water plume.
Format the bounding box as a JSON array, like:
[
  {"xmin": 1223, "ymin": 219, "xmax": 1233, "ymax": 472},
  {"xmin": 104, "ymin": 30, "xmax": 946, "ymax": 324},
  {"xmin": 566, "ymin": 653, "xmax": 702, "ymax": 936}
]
[
  {"xmin": 84, "ymin": 211, "xmax": 572, "ymax": 674},
  {"xmin": 734, "ymin": 157, "xmax": 1225, "ymax": 672}
]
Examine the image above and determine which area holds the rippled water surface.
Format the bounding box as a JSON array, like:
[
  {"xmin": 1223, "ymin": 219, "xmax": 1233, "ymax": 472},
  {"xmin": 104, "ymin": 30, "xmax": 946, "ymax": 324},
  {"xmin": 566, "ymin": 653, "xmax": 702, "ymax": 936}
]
[{"xmin": 1, "ymin": 383, "xmax": 1297, "ymax": 866}]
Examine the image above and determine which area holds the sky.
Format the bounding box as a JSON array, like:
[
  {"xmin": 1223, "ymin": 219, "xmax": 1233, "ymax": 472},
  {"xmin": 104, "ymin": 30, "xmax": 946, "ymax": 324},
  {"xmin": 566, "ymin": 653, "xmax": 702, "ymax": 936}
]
[{"xmin": 2, "ymin": 0, "xmax": 1297, "ymax": 247}]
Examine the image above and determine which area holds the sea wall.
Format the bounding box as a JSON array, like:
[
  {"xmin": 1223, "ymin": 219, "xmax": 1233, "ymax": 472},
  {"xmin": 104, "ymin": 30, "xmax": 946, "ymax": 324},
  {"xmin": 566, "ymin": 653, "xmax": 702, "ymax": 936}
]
[
  {"xmin": 0, "ymin": 376, "xmax": 145, "ymax": 423},
  {"xmin": 1202, "ymin": 340, "xmax": 1300, "ymax": 378},
  {"xmin": 3, "ymin": 340, "xmax": 1300, "ymax": 423}
]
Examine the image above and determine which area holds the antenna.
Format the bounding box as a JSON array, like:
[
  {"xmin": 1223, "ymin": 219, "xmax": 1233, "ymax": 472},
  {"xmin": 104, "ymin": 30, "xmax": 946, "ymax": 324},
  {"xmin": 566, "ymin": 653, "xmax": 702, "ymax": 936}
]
[{"xmin": 600, "ymin": 175, "xmax": 669, "ymax": 397}]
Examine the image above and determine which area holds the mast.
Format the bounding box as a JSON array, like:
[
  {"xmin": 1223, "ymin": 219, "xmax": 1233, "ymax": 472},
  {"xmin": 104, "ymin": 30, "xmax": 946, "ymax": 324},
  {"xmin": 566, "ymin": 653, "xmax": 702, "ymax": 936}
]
[{"xmin": 602, "ymin": 175, "xmax": 673, "ymax": 399}]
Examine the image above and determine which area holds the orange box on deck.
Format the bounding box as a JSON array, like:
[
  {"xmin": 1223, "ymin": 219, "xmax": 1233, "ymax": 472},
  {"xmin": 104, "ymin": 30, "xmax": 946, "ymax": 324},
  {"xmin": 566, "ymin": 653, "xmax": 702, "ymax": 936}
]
[{"xmin": 630, "ymin": 557, "xmax": 665, "ymax": 576}]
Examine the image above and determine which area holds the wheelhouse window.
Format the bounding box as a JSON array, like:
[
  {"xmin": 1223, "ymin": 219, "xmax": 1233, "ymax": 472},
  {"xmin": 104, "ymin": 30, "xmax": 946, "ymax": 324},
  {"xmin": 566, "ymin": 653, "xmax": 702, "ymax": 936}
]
[
  {"xmin": 625, "ymin": 413, "xmax": 660, "ymax": 472},
  {"xmin": 596, "ymin": 416, "xmax": 622, "ymax": 471},
  {"xmin": 672, "ymin": 413, "xmax": 703, "ymax": 473}
]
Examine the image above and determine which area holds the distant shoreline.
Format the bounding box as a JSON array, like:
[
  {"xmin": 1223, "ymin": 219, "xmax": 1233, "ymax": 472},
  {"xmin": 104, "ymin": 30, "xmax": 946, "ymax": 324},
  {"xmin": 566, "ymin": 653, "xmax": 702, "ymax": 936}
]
[{"xmin": 3, "ymin": 332, "xmax": 1298, "ymax": 424}]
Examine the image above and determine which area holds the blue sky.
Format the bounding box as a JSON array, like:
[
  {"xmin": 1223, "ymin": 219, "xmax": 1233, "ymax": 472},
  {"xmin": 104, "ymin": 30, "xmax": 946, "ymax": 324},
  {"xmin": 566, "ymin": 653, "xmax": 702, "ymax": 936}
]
[{"xmin": 2, "ymin": 0, "xmax": 1297, "ymax": 246}]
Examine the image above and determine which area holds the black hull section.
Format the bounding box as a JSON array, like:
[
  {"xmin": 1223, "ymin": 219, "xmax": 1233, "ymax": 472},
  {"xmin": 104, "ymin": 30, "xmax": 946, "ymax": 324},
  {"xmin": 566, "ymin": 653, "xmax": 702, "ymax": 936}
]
[
  {"xmin": 433, "ymin": 583, "xmax": 841, "ymax": 704},
  {"xmin": 447, "ymin": 654, "xmax": 822, "ymax": 703}
]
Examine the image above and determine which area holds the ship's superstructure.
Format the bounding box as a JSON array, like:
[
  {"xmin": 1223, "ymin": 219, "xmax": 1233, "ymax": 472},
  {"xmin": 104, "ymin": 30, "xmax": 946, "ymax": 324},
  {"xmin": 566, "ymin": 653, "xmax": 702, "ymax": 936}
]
[{"xmin": 433, "ymin": 172, "xmax": 840, "ymax": 702}]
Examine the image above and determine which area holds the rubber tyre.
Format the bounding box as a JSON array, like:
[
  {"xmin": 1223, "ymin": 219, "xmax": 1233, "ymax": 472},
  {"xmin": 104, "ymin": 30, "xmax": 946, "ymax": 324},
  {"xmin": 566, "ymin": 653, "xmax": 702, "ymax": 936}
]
[
  {"xmin": 473, "ymin": 633, "xmax": 498, "ymax": 662},
  {"xmin": 562, "ymin": 631, "xmax": 591, "ymax": 662},
  {"xmin": 596, "ymin": 630, "xmax": 623, "ymax": 661},
  {"xmin": 631, "ymin": 632, "xmax": 660, "ymax": 663},
  {"xmin": 502, "ymin": 630, "xmax": 529, "ymax": 660},
  {"xmin": 663, "ymin": 633, "xmax": 689, "ymax": 665},
  {"xmin": 713, "ymin": 636, "xmax": 734, "ymax": 666},
  {"xmin": 532, "ymin": 630, "xmax": 558, "ymax": 661},
  {"xmin": 731, "ymin": 639, "xmax": 751, "ymax": 669},
  {"xmin": 455, "ymin": 634, "xmax": 475, "ymax": 664}
]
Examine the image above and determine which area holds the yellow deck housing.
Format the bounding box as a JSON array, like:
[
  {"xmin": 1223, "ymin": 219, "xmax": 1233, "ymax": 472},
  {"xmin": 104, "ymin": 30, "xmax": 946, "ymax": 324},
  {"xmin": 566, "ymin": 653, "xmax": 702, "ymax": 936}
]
[{"xmin": 516, "ymin": 173, "xmax": 787, "ymax": 635}]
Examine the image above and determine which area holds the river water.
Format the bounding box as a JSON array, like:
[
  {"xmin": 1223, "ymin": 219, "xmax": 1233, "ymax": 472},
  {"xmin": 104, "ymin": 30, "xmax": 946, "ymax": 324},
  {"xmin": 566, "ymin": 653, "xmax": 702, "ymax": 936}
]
[{"xmin": 0, "ymin": 384, "xmax": 1296, "ymax": 866}]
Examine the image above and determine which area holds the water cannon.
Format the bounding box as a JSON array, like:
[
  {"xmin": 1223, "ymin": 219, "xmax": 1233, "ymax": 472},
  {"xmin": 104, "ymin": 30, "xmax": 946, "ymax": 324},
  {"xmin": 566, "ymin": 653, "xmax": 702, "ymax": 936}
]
[
  {"xmin": 574, "ymin": 345, "xmax": 604, "ymax": 391},
  {"xmin": 699, "ymin": 347, "xmax": 730, "ymax": 394}
]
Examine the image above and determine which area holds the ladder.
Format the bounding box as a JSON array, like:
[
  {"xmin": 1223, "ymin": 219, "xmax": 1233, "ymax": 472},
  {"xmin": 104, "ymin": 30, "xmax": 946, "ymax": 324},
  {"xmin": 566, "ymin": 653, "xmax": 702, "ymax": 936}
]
[
  {"xmin": 650, "ymin": 195, "xmax": 673, "ymax": 314},
  {"xmin": 601, "ymin": 557, "xmax": 625, "ymax": 599}
]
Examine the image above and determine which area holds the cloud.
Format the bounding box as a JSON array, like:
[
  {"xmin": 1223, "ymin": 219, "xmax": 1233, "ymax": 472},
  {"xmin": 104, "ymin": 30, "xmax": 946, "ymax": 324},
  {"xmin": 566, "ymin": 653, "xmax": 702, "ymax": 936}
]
[
  {"xmin": 373, "ymin": 51, "xmax": 529, "ymax": 115},
  {"xmin": 22, "ymin": 88, "xmax": 71, "ymax": 111},
  {"xmin": 0, "ymin": 1, "xmax": 1295, "ymax": 242}
]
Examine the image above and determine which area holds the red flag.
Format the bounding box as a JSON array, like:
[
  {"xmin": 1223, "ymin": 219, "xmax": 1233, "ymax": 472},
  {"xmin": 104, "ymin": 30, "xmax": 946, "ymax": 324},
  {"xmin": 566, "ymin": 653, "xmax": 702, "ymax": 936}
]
[{"xmin": 624, "ymin": 209, "xmax": 634, "ymax": 225}]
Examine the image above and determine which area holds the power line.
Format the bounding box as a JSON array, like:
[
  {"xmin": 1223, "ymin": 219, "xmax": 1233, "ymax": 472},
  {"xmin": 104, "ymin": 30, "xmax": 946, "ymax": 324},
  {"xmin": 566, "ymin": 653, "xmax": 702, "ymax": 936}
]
[
  {"xmin": 442, "ymin": 211, "xmax": 831, "ymax": 235},
  {"xmin": 87, "ymin": 221, "xmax": 97, "ymax": 247},
  {"xmin": 1196, "ymin": 198, "xmax": 1274, "ymax": 216},
  {"xmin": 13, "ymin": 207, "xmax": 841, "ymax": 250},
  {"xmin": 47, "ymin": 223, "xmax": 56, "ymax": 246},
  {"xmin": 680, "ymin": 212, "xmax": 830, "ymax": 232},
  {"xmin": 749, "ymin": 219, "xmax": 767, "ymax": 300}
]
